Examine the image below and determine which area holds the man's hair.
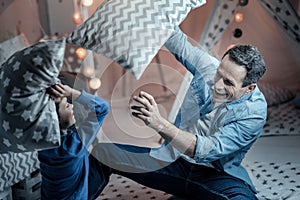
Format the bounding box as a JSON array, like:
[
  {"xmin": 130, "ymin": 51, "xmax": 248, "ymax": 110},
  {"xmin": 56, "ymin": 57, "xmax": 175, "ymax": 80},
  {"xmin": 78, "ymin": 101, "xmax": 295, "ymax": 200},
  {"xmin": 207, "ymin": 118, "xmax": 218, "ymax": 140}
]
[{"xmin": 222, "ymin": 45, "xmax": 266, "ymax": 87}]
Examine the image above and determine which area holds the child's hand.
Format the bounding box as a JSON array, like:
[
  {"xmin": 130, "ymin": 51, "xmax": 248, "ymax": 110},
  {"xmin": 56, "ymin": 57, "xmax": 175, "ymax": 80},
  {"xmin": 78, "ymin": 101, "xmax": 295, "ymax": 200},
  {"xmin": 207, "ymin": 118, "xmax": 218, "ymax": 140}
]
[{"xmin": 47, "ymin": 83, "xmax": 81, "ymax": 100}]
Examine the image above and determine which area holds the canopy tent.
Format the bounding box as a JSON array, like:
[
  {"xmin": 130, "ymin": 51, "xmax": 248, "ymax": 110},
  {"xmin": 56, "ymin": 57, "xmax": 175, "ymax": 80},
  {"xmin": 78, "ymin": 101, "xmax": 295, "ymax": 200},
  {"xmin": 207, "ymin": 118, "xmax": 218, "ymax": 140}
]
[
  {"xmin": 210, "ymin": 0, "xmax": 300, "ymax": 91},
  {"xmin": 168, "ymin": 0, "xmax": 300, "ymax": 122}
]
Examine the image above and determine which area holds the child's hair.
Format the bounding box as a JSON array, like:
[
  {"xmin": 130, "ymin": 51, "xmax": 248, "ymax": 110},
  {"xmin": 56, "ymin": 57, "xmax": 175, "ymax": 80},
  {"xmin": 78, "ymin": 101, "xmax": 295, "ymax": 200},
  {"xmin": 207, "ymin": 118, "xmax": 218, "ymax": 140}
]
[{"xmin": 55, "ymin": 101, "xmax": 60, "ymax": 119}]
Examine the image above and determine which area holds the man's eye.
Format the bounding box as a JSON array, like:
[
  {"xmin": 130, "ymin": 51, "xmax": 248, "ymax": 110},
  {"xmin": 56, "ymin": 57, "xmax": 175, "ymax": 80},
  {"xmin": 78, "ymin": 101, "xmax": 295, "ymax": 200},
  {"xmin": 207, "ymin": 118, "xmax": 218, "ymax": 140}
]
[{"xmin": 224, "ymin": 80, "xmax": 233, "ymax": 86}]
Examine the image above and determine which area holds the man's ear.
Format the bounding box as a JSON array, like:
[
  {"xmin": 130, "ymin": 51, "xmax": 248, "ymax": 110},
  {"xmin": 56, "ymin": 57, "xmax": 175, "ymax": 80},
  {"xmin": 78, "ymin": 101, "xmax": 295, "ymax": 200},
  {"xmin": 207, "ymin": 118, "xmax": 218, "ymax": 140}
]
[{"xmin": 245, "ymin": 84, "xmax": 256, "ymax": 94}]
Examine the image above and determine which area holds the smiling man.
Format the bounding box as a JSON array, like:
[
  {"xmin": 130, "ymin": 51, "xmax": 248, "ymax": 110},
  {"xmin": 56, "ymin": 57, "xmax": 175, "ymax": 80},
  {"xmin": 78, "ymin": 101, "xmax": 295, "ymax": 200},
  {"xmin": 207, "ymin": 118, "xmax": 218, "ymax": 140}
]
[{"xmin": 90, "ymin": 27, "xmax": 267, "ymax": 200}]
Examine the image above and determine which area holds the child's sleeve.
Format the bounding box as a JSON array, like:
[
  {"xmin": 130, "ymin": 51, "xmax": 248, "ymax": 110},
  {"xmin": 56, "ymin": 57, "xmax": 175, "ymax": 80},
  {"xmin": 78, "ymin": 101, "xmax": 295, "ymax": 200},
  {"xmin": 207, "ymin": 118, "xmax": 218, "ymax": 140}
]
[{"xmin": 75, "ymin": 90, "xmax": 110, "ymax": 148}]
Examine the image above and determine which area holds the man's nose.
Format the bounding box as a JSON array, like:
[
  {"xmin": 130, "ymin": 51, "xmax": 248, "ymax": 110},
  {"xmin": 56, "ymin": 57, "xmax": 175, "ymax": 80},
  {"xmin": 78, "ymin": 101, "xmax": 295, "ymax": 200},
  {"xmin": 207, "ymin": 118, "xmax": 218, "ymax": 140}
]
[{"xmin": 214, "ymin": 78, "xmax": 224, "ymax": 89}]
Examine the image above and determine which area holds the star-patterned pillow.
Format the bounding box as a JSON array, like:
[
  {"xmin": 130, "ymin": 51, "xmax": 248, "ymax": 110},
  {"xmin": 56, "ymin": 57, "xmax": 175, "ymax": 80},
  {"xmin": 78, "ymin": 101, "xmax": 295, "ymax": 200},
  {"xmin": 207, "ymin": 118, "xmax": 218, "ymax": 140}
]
[
  {"xmin": 0, "ymin": 38, "xmax": 66, "ymax": 153},
  {"xmin": 67, "ymin": 0, "xmax": 206, "ymax": 79}
]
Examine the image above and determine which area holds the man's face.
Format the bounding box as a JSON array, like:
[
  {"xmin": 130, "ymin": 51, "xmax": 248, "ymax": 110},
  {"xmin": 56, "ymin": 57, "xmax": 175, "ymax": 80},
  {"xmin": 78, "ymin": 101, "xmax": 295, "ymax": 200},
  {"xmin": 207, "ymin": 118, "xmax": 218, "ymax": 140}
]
[
  {"xmin": 58, "ymin": 97, "xmax": 76, "ymax": 130},
  {"xmin": 213, "ymin": 55, "xmax": 249, "ymax": 103}
]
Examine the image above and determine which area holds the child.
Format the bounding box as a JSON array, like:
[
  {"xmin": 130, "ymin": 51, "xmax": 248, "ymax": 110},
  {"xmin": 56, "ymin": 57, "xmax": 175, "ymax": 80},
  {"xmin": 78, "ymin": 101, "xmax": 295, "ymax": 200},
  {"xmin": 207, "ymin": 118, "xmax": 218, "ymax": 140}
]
[{"xmin": 38, "ymin": 83, "xmax": 109, "ymax": 200}]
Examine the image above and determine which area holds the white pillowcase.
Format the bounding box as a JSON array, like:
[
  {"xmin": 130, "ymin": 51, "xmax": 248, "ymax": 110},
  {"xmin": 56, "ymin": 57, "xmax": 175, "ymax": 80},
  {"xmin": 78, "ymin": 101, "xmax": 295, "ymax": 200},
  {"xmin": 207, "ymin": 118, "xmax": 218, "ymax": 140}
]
[{"xmin": 67, "ymin": 0, "xmax": 206, "ymax": 79}]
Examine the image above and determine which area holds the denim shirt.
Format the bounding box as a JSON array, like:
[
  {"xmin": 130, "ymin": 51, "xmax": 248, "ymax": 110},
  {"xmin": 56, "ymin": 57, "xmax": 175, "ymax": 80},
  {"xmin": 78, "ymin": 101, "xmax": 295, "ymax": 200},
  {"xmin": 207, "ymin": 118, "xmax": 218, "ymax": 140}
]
[{"xmin": 150, "ymin": 28, "xmax": 267, "ymax": 191}]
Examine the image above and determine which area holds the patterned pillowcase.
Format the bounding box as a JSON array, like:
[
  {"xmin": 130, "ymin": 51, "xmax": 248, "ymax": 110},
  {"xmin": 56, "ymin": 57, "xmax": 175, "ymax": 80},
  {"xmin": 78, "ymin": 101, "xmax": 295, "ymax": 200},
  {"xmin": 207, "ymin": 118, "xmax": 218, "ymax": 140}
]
[
  {"xmin": 67, "ymin": 0, "xmax": 206, "ymax": 79},
  {"xmin": 0, "ymin": 33, "xmax": 30, "ymax": 65},
  {"xmin": 0, "ymin": 38, "xmax": 66, "ymax": 153}
]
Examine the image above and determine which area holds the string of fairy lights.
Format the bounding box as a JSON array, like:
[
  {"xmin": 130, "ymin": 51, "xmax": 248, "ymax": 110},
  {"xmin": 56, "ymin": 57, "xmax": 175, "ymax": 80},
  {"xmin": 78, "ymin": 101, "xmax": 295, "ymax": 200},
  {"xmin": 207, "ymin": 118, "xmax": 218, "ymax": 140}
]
[
  {"xmin": 72, "ymin": 0, "xmax": 102, "ymax": 91},
  {"xmin": 228, "ymin": 0, "xmax": 248, "ymax": 50}
]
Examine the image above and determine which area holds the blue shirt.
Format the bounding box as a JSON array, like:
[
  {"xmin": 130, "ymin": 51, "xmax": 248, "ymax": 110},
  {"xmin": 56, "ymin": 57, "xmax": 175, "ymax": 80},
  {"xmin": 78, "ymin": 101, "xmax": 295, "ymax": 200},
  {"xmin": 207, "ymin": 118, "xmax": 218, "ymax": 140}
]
[
  {"xmin": 150, "ymin": 28, "xmax": 267, "ymax": 191},
  {"xmin": 38, "ymin": 90, "xmax": 109, "ymax": 200}
]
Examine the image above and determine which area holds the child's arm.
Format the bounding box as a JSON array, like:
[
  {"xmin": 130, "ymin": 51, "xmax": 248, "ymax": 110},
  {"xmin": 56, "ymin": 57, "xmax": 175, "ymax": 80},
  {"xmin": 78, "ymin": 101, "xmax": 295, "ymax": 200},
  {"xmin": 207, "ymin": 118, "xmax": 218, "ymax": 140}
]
[
  {"xmin": 47, "ymin": 83, "xmax": 110, "ymax": 149},
  {"xmin": 75, "ymin": 90, "xmax": 110, "ymax": 148}
]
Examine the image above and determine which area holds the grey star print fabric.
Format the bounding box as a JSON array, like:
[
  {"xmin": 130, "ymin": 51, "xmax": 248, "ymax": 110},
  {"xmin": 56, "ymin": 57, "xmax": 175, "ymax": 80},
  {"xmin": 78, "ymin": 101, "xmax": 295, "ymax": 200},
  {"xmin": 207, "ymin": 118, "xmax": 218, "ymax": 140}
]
[{"xmin": 0, "ymin": 38, "xmax": 66, "ymax": 153}]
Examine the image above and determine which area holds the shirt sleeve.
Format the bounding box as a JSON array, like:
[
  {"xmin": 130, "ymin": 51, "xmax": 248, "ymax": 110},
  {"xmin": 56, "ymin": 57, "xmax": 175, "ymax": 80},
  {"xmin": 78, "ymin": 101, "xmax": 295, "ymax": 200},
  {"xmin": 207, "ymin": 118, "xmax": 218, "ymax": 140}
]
[
  {"xmin": 193, "ymin": 115, "xmax": 266, "ymax": 163},
  {"xmin": 75, "ymin": 90, "xmax": 110, "ymax": 148},
  {"xmin": 164, "ymin": 27, "xmax": 219, "ymax": 76}
]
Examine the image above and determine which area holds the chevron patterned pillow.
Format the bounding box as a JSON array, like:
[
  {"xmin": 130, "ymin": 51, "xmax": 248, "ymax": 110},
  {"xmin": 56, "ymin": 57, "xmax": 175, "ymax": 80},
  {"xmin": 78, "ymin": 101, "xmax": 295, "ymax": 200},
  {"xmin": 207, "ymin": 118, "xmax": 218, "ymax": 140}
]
[
  {"xmin": 0, "ymin": 38, "xmax": 66, "ymax": 153},
  {"xmin": 67, "ymin": 0, "xmax": 206, "ymax": 79}
]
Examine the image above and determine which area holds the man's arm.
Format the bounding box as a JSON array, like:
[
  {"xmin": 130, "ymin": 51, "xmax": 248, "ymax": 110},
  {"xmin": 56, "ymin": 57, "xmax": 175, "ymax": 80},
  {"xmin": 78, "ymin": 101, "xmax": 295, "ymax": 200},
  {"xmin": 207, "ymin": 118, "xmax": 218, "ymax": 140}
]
[
  {"xmin": 131, "ymin": 91, "xmax": 196, "ymax": 157},
  {"xmin": 164, "ymin": 27, "xmax": 219, "ymax": 76},
  {"xmin": 131, "ymin": 91, "xmax": 266, "ymax": 160}
]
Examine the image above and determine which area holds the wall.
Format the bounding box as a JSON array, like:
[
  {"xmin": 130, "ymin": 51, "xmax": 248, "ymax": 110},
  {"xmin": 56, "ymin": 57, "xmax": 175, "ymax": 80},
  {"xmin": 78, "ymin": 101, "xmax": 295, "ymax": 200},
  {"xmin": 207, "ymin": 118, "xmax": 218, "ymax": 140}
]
[
  {"xmin": 0, "ymin": 0, "xmax": 42, "ymax": 44},
  {"xmin": 38, "ymin": 0, "xmax": 76, "ymax": 36}
]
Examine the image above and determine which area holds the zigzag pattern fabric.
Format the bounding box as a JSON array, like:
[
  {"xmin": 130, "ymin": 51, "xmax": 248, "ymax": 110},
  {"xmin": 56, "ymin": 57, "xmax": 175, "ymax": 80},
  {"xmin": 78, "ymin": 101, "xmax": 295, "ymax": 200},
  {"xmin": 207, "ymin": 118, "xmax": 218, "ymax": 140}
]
[
  {"xmin": 67, "ymin": 0, "xmax": 206, "ymax": 79},
  {"xmin": 199, "ymin": 0, "xmax": 239, "ymax": 51},
  {"xmin": 0, "ymin": 151, "xmax": 39, "ymax": 191}
]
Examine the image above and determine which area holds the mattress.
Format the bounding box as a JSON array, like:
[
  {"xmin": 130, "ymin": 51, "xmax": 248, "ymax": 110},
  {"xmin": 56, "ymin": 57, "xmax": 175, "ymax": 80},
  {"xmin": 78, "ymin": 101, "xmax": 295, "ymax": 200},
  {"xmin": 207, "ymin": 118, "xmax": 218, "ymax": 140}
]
[{"xmin": 262, "ymin": 101, "xmax": 300, "ymax": 137}]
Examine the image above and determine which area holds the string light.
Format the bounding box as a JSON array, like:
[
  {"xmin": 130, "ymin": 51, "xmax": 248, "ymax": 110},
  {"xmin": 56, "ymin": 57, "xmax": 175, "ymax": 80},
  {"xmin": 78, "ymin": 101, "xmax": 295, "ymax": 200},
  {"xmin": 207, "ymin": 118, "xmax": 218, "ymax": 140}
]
[
  {"xmin": 72, "ymin": 12, "xmax": 83, "ymax": 25},
  {"xmin": 89, "ymin": 77, "xmax": 101, "ymax": 90},
  {"xmin": 233, "ymin": 28, "xmax": 243, "ymax": 38},
  {"xmin": 82, "ymin": 0, "xmax": 93, "ymax": 7},
  {"xmin": 234, "ymin": 12, "xmax": 244, "ymax": 23},
  {"xmin": 75, "ymin": 48, "xmax": 87, "ymax": 60},
  {"xmin": 239, "ymin": 0, "xmax": 248, "ymax": 7},
  {"xmin": 83, "ymin": 65, "xmax": 95, "ymax": 77},
  {"xmin": 226, "ymin": 44, "xmax": 236, "ymax": 51}
]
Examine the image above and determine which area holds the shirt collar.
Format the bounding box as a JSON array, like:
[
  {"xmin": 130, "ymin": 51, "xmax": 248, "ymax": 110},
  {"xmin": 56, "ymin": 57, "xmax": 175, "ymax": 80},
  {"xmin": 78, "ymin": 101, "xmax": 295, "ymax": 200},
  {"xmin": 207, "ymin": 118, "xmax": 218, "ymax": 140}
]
[{"xmin": 226, "ymin": 90, "xmax": 253, "ymax": 107}]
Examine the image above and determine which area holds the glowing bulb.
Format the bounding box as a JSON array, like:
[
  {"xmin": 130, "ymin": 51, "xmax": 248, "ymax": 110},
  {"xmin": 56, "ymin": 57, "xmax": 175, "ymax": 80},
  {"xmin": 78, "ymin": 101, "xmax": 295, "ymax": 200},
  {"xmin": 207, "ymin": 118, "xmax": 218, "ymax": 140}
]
[
  {"xmin": 83, "ymin": 65, "xmax": 95, "ymax": 77},
  {"xmin": 82, "ymin": 0, "xmax": 93, "ymax": 7},
  {"xmin": 75, "ymin": 48, "xmax": 87, "ymax": 60},
  {"xmin": 72, "ymin": 12, "xmax": 83, "ymax": 25},
  {"xmin": 234, "ymin": 12, "xmax": 244, "ymax": 23},
  {"xmin": 89, "ymin": 78, "xmax": 101, "ymax": 90},
  {"xmin": 227, "ymin": 44, "xmax": 236, "ymax": 51}
]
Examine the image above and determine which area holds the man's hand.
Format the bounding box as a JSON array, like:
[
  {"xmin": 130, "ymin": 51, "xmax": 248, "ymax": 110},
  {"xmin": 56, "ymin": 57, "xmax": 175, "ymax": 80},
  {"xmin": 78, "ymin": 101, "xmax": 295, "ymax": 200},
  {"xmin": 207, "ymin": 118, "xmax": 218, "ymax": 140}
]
[
  {"xmin": 131, "ymin": 91, "xmax": 197, "ymax": 157},
  {"xmin": 131, "ymin": 91, "xmax": 167, "ymax": 132},
  {"xmin": 47, "ymin": 83, "xmax": 81, "ymax": 101}
]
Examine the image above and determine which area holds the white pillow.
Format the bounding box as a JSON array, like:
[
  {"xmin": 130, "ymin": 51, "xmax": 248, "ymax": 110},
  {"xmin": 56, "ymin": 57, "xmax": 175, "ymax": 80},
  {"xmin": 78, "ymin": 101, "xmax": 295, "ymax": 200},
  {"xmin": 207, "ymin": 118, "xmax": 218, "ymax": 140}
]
[{"xmin": 67, "ymin": 0, "xmax": 206, "ymax": 79}]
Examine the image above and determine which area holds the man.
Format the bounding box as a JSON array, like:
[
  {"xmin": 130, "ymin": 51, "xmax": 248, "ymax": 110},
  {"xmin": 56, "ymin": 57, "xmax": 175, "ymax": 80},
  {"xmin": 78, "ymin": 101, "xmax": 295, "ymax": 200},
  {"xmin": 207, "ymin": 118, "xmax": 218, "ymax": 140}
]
[
  {"xmin": 89, "ymin": 27, "xmax": 267, "ymax": 200},
  {"xmin": 38, "ymin": 83, "xmax": 109, "ymax": 200}
]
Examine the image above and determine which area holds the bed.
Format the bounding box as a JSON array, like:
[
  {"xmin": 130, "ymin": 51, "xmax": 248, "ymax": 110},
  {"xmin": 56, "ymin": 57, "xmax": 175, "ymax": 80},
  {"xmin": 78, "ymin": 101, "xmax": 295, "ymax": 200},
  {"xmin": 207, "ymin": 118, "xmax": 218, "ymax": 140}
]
[{"xmin": 262, "ymin": 100, "xmax": 300, "ymax": 137}]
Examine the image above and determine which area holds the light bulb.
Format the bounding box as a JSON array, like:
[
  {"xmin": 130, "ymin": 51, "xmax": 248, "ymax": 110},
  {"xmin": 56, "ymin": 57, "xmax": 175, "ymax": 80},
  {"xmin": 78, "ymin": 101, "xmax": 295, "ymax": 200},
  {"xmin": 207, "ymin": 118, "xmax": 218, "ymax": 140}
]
[
  {"xmin": 233, "ymin": 28, "xmax": 243, "ymax": 38},
  {"xmin": 226, "ymin": 44, "xmax": 236, "ymax": 51},
  {"xmin": 82, "ymin": 0, "xmax": 93, "ymax": 7},
  {"xmin": 83, "ymin": 65, "xmax": 95, "ymax": 77},
  {"xmin": 75, "ymin": 48, "xmax": 87, "ymax": 60},
  {"xmin": 235, "ymin": 12, "xmax": 244, "ymax": 23},
  {"xmin": 239, "ymin": 0, "xmax": 248, "ymax": 7},
  {"xmin": 72, "ymin": 12, "xmax": 83, "ymax": 25},
  {"xmin": 89, "ymin": 78, "xmax": 101, "ymax": 90}
]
